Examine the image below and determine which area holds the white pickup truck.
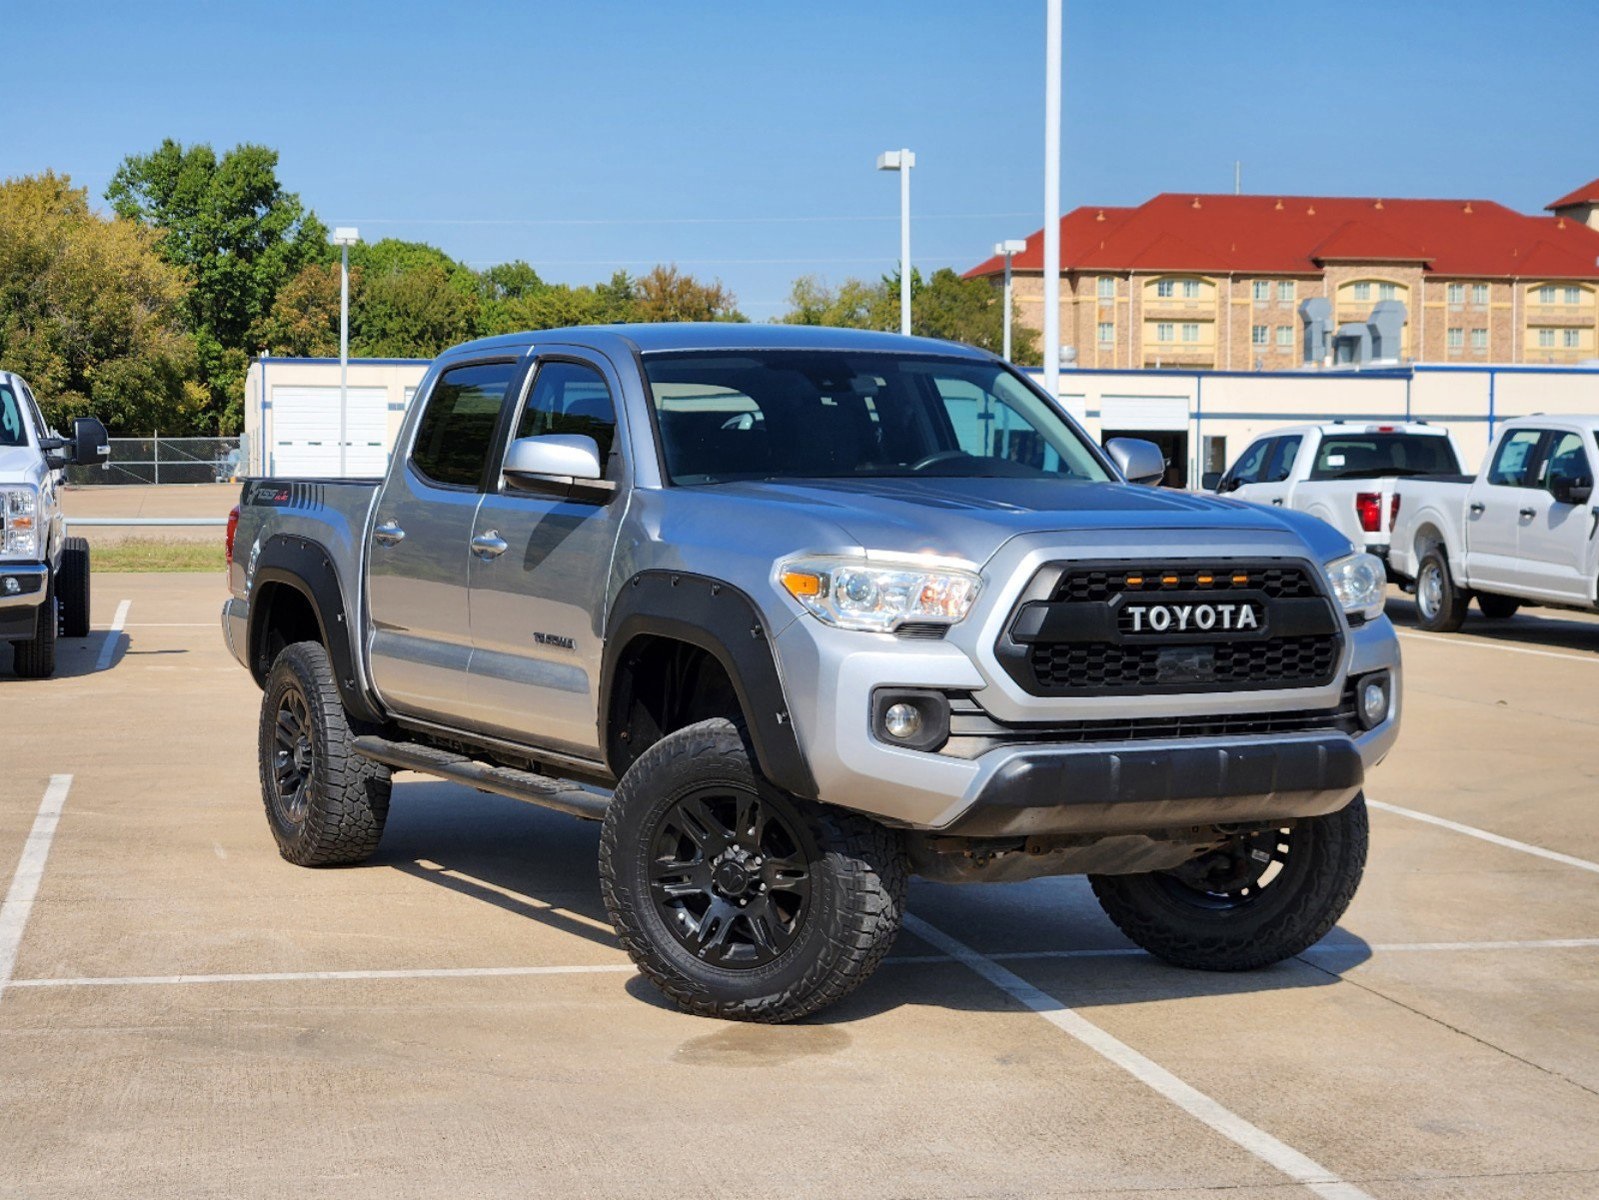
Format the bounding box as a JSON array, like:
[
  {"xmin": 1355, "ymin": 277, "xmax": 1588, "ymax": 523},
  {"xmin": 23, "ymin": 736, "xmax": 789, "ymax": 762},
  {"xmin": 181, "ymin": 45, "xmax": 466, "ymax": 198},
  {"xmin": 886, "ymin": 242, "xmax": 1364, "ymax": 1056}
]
[
  {"xmin": 1211, "ymin": 423, "xmax": 1465, "ymax": 570},
  {"xmin": 1390, "ymin": 415, "xmax": 1599, "ymax": 631}
]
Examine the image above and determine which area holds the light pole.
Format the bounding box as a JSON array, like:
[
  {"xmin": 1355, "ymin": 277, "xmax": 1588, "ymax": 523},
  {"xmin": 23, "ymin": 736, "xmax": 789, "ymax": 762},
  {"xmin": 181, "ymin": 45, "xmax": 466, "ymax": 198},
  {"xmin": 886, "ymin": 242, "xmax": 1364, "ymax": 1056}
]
[
  {"xmin": 876, "ymin": 149, "xmax": 916, "ymax": 335},
  {"xmin": 994, "ymin": 239, "xmax": 1026, "ymax": 361},
  {"xmin": 1042, "ymin": 0, "xmax": 1062, "ymax": 398},
  {"xmin": 332, "ymin": 226, "xmax": 360, "ymax": 477}
]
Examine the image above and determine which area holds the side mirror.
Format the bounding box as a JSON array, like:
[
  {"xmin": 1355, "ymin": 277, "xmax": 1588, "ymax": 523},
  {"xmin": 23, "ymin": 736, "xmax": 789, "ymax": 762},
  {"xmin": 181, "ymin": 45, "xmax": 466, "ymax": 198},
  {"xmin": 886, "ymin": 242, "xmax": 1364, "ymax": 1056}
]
[
  {"xmin": 1106, "ymin": 437, "xmax": 1166, "ymax": 487},
  {"xmin": 1551, "ymin": 472, "xmax": 1594, "ymax": 506},
  {"xmin": 72, "ymin": 416, "xmax": 110, "ymax": 467},
  {"xmin": 1201, "ymin": 471, "xmax": 1224, "ymax": 492},
  {"xmin": 502, "ymin": 434, "xmax": 614, "ymax": 500}
]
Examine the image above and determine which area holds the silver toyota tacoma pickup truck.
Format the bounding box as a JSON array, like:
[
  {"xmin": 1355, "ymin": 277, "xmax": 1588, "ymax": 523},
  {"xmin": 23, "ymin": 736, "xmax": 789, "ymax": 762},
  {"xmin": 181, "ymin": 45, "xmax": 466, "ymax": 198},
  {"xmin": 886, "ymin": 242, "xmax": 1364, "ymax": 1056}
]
[
  {"xmin": 1, "ymin": 370, "xmax": 109, "ymax": 678},
  {"xmin": 223, "ymin": 324, "xmax": 1400, "ymax": 1022}
]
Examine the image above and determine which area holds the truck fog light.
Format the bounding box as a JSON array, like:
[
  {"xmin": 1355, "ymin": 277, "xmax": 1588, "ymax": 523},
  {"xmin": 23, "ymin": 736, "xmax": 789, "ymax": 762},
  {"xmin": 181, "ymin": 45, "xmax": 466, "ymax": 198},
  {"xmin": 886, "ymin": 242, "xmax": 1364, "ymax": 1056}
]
[
  {"xmin": 2, "ymin": 577, "xmax": 17, "ymax": 595},
  {"xmin": 884, "ymin": 703, "xmax": 922, "ymax": 740},
  {"xmin": 1358, "ymin": 673, "xmax": 1390, "ymax": 729}
]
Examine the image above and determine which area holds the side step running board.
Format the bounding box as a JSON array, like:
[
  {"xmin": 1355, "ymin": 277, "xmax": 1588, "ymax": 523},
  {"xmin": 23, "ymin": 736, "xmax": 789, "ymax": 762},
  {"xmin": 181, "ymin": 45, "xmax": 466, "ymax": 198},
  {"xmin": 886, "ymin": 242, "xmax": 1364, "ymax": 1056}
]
[{"xmin": 352, "ymin": 736, "xmax": 611, "ymax": 822}]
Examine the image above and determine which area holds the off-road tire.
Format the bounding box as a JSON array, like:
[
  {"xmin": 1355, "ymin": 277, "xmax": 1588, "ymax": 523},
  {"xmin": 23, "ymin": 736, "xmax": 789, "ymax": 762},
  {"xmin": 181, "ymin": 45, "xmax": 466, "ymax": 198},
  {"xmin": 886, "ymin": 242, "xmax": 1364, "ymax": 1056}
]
[
  {"xmin": 58, "ymin": 537, "xmax": 91, "ymax": 638},
  {"xmin": 258, "ymin": 641, "xmax": 391, "ymax": 866},
  {"xmin": 1476, "ymin": 593, "xmax": 1520, "ymax": 620},
  {"xmin": 599, "ymin": 717, "xmax": 907, "ymax": 1022},
  {"xmin": 12, "ymin": 588, "xmax": 58, "ymax": 679},
  {"xmin": 1414, "ymin": 548, "xmax": 1467, "ymax": 632},
  {"xmin": 1089, "ymin": 795, "xmax": 1369, "ymax": 971}
]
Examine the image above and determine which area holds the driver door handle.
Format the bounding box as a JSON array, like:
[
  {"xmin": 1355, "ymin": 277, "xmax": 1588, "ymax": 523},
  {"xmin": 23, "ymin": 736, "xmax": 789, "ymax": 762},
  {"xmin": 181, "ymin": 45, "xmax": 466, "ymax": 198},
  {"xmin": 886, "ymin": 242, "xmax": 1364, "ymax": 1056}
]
[
  {"xmin": 1468, "ymin": 502, "xmax": 1485, "ymax": 515},
  {"xmin": 471, "ymin": 530, "xmax": 509, "ymax": 560},
  {"xmin": 373, "ymin": 521, "xmax": 406, "ymax": 546},
  {"xmin": 1519, "ymin": 507, "xmax": 1537, "ymax": 519},
  {"xmin": 1270, "ymin": 498, "xmax": 1283, "ymax": 506}
]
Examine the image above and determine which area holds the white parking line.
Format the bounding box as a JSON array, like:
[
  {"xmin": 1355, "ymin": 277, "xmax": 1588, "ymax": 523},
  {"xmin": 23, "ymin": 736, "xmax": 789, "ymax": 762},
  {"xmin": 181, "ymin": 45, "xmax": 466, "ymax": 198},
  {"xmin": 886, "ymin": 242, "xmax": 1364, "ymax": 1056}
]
[
  {"xmin": 90, "ymin": 622, "xmax": 211, "ymax": 630},
  {"xmin": 0, "ymin": 776, "xmax": 72, "ymax": 1004},
  {"xmin": 1369, "ymin": 799, "xmax": 1599, "ymax": 876},
  {"xmin": 94, "ymin": 599, "xmax": 131, "ymax": 671},
  {"xmin": 1397, "ymin": 629, "xmax": 1597, "ymax": 665},
  {"xmin": 10, "ymin": 937, "xmax": 1598, "ymax": 992},
  {"xmin": 905, "ymin": 915, "xmax": 1373, "ymax": 1200}
]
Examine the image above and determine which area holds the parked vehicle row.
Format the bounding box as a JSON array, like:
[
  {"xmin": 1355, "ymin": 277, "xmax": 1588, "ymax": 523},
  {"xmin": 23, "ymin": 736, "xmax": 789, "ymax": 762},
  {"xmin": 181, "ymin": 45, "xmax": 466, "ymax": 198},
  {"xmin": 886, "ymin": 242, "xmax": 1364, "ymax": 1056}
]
[
  {"xmin": 224, "ymin": 323, "xmax": 1399, "ymax": 1023},
  {"xmin": 0, "ymin": 370, "xmax": 109, "ymax": 677}
]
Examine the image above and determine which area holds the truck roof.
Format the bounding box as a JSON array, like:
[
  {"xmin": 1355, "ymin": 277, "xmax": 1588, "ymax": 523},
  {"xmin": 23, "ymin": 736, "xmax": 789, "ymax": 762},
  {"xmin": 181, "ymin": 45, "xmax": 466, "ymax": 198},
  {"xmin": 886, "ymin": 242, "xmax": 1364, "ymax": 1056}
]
[
  {"xmin": 1496, "ymin": 413, "xmax": 1599, "ymax": 433},
  {"xmin": 443, "ymin": 322, "xmax": 997, "ymax": 361},
  {"xmin": 1268, "ymin": 421, "xmax": 1450, "ymax": 438}
]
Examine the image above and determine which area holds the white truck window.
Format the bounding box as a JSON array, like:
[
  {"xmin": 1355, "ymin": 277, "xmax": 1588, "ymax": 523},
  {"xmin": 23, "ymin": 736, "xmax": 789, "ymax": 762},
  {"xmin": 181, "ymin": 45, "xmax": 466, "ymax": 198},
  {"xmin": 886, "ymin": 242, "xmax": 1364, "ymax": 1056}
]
[{"xmin": 1486, "ymin": 430, "xmax": 1544, "ymax": 488}]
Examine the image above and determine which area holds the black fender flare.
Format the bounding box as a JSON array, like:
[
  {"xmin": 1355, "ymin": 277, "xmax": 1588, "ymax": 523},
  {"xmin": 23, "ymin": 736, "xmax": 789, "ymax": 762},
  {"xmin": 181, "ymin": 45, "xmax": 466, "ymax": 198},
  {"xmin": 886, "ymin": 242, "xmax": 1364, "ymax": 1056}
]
[
  {"xmin": 599, "ymin": 571, "xmax": 817, "ymax": 799},
  {"xmin": 248, "ymin": 535, "xmax": 384, "ymax": 724}
]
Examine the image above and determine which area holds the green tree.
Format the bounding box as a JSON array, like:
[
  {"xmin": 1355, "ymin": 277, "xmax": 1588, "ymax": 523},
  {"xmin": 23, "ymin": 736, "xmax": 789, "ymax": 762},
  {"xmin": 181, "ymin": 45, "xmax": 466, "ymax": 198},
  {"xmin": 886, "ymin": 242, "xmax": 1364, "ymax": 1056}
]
[
  {"xmin": 0, "ymin": 172, "xmax": 206, "ymax": 433},
  {"xmin": 107, "ymin": 139, "xmax": 328, "ymax": 427},
  {"xmin": 480, "ymin": 259, "xmax": 545, "ymax": 301},
  {"xmin": 633, "ymin": 264, "xmax": 745, "ymax": 322},
  {"xmin": 249, "ymin": 262, "xmax": 357, "ymax": 358},
  {"xmin": 781, "ymin": 275, "xmax": 889, "ymax": 328},
  {"xmin": 355, "ymin": 263, "xmax": 480, "ymax": 358}
]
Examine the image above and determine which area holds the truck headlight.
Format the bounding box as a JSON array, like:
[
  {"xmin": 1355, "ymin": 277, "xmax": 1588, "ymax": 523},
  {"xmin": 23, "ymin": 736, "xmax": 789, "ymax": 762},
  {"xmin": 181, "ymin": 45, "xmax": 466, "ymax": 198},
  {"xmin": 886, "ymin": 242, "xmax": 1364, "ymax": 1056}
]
[
  {"xmin": 778, "ymin": 555, "xmax": 981, "ymax": 633},
  {"xmin": 1324, "ymin": 552, "xmax": 1386, "ymax": 622},
  {"xmin": 1, "ymin": 487, "xmax": 38, "ymax": 557}
]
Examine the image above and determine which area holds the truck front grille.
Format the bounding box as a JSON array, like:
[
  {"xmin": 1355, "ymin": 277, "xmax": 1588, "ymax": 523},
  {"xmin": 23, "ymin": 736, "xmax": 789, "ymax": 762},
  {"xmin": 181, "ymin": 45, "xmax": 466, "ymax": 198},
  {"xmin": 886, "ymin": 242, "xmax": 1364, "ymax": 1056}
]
[{"xmin": 998, "ymin": 560, "xmax": 1344, "ymax": 697}]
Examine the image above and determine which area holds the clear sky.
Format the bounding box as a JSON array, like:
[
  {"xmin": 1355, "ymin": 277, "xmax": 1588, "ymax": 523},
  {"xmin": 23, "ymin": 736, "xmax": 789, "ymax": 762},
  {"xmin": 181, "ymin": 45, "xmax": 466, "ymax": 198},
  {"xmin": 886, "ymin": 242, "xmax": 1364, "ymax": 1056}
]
[{"xmin": 4, "ymin": 0, "xmax": 1596, "ymax": 321}]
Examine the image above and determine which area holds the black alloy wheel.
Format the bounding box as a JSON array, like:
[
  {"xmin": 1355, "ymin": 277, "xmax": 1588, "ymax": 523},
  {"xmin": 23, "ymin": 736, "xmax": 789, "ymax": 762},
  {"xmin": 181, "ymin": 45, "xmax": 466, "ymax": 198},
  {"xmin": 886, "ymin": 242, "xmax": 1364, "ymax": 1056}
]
[
  {"xmin": 270, "ymin": 679, "xmax": 316, "ymax": 824},
  {"xmin": 648, "ymin": 786, "xmax": 814, "ymax": 968}
]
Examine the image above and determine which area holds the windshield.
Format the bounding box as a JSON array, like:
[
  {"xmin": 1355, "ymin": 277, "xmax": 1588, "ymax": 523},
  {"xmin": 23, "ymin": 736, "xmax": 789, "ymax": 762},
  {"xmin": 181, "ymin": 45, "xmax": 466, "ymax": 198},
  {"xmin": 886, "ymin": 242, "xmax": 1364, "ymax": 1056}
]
[
  {"xmin": 0, "ymin": 384, "xmax": 27, "ymax": 448},
  {"xmin": 1308, "ymin": 433, "xmax": 1461, "ymax": 480},
  {"xmin": 642, "ymin": 351, "xmax": 1112, "ymax": 485}
]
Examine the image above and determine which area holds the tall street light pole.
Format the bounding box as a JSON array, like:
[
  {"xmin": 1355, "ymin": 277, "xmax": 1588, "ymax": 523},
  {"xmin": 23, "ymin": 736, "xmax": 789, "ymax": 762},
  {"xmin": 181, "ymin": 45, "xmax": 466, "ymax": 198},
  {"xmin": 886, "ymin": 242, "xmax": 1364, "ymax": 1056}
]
[
  {"xmin": 332, "ymin": 226, "xmax": 360, "ymax": 477},
  {"xmin": 995, "ymin": 239, "xmax": 1027, "ymax": 361},
  {"xmin": 1042, "ymin": 0, "xmax": 1062, "ymax": 398},
  {"xmin": 877, "ymin": 149, "xmax": 916, "ymax": 335}
]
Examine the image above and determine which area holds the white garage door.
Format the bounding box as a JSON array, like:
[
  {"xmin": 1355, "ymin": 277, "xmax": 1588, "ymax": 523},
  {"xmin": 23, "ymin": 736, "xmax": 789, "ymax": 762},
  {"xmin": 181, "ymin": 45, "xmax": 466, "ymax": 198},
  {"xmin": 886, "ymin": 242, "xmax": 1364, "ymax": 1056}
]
[
  {"xmin": 270, "ymin": 387, "xmax": 391, "ymax": 477},
  {"xmin": 1099, "ymin": 395, "xmax": 1191, "ymax": 431}
]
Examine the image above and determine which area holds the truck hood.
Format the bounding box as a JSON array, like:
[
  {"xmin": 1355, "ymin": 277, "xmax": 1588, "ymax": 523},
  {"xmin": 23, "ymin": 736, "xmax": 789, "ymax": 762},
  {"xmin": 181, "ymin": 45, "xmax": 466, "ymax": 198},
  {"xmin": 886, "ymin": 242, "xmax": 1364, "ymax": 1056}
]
[
  {"xmin": 0, "ymin": 444, "xmax": 42, "ymax": 485},
  {"xmin": 692, "ymin": 477, "xmax": 1352, "ymax": 566}
]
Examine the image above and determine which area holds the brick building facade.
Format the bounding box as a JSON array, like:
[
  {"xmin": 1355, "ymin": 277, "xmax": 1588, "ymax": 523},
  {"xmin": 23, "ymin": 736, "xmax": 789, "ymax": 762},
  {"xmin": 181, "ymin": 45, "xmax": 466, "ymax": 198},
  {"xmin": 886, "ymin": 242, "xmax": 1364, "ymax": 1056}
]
[{"xmin": 967, "ymin": 179, "xmax": 1599, "ymax": 369}]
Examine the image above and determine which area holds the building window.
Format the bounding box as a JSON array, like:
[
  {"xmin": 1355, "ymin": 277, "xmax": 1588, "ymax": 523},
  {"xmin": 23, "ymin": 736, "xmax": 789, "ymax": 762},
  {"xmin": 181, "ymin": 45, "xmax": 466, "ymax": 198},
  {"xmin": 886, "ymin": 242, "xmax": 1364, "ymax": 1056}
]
[
  {"xmin": 1181, "ymin": 279, "xmax": 1201, "ymax": 299},
  {"xmin": 1353, "ymin": 282, "xmax": 1372, "ymax": 301},
  {"xmin": 1538, "ymin": 328, "xmax": 1556, "ymax": 348},
  {"xmin": 1446, "ymin": 283, "xmax": 1464, "ymax": 304},
  {"xmin": 1471, "ymin": 328, "xmax": 1488, "ymax": 350},
  {"xmin": 1377, "ymin": 282, "xmax": 1398, "ymax": 301},
  {"xmin": 1472, "ymin": 283, "xmax": 1489, "ymax": 304},
  {"xmin": 1564, "ymin": 329, "xmax": 1581, "ymax": 348},
  {"xmin": 1181, "ymin": 323, "xmax": 1200, "ymax": 343},
  {"xmin": 1538, "ymin": 286, "xmax": 1557, "ymax": 303},
  {"xmin": 1098, "ymin": 276, "xmax": 1115, "ymax": 300},
  {"xmin": 1565, "ymin": 287, "xmax": 1583, "ymax": 305},
  {"xmin": 1097, "ymin": 321, "xmax": 1114, "ymax": 344},
  {"xmin": 1252, "ymin": 280, "xmax": 1270, "ymax": 303},
  {"xmin": 1156, "ymin": 322, "xmax": 1175, "ymax": 342},
  {"xmin": 1275, "ymin": 325, "xmax": 1292, "ymax": 348},
  {"xmin": 1251, "ymin": 324, "xmax": 1268, "ymax": 346},
  {"xmin": 1156, "ymin": 280, "xmax": 1175, "ymax": 298},
  {"xmin": 1278, "ymin": 280, "xmax": 1295, "ymax": 303},
  {"xmin": 1447, "ymin": 327, "xmax": 1464, "ymax": 349}
]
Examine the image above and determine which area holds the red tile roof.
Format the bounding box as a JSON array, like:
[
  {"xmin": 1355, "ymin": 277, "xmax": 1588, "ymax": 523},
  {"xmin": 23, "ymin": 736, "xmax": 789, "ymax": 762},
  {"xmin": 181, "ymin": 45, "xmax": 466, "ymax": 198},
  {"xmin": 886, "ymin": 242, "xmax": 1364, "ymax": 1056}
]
[
  {"xmin": 965, "ymin": 192, "xmax": 1599, "ymax": 281},
  {"xmin": 1547, "ymin": 176, "xmax": 1599, "ymax": 210}
]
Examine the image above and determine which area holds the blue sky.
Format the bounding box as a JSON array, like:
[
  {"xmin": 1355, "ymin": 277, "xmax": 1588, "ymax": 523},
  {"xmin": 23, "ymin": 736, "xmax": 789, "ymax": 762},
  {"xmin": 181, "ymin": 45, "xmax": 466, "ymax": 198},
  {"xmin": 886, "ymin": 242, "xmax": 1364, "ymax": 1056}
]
[{"xmin": 4, "ymin": 0, "xmax": 1596, "ymax": 320}]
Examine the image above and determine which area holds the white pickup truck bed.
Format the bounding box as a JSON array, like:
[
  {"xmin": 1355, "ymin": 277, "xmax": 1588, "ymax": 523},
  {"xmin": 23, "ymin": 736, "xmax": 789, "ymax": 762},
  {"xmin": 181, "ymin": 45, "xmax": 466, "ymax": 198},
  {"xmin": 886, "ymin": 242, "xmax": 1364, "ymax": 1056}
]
[{"xmin": 1213, "ymin": 423, "xmax": 1464, "ymax": 567}]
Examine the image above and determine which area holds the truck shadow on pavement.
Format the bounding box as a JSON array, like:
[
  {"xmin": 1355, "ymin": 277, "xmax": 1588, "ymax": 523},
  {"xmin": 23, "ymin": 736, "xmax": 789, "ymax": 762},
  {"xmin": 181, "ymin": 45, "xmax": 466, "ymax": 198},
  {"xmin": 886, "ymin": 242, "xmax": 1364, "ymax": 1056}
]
[
  {"xmin": 1386, "ymin": 596, "xmax": 1599, "ymax": 655},
  {"xmin": 371, "ymin": 777, "xmax": 1375, "ymax": 1023}
]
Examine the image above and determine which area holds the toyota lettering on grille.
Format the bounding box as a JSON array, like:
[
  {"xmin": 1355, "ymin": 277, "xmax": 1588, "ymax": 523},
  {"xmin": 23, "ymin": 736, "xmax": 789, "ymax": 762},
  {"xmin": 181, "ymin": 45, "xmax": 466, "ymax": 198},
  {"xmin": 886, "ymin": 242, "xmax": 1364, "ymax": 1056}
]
[{"xmin": 1122, "ymin": 601, "xmax": 1264, "ymax": 635}]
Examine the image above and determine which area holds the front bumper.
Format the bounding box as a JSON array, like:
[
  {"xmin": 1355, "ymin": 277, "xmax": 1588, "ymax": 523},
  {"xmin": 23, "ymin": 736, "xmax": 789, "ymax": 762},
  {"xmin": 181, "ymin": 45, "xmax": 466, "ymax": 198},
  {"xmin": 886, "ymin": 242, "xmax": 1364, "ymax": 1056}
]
[
  {"xmin": 0, "ymin": 562, "xmax": 48, "ymax": 609},
  {"xmin": 775, "ymin": 607, "xmax": 1401, "ymax": 833}
]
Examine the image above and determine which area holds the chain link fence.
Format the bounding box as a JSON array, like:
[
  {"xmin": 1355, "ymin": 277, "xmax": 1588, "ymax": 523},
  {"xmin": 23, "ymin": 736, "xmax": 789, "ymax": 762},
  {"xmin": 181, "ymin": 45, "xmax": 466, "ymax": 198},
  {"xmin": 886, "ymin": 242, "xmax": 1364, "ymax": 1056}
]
[{"xmin": 65, "ymin": 437, "xmax": 242, "ymax": 485}]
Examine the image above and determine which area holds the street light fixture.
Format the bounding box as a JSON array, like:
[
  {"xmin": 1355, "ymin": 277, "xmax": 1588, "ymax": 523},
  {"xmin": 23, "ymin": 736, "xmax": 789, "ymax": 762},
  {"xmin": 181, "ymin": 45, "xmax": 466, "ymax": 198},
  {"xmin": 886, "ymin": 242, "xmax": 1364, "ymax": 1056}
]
[
  {"xmin": 876, "ymin": 149, "xmax": 916, "ymax": 336},
  {"xmin": 332, "ymin": 226, "xmax": 360, "ymax": 477},
  {"xmin": 994, "ymin": 239, "xmax": 1027, "ymax": 361}
]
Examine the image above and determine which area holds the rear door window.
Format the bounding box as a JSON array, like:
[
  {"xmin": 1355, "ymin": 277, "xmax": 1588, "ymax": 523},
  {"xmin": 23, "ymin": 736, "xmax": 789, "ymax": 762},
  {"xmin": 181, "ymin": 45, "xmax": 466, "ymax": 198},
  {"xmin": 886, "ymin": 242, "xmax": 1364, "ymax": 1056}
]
[
  {"xmin": 410, "ymin": 362, "xmax": 518, "ymax": 489},
  {"xmin": 1486, "ymin": 429, "xmax": 1546, "ymax": 488}
]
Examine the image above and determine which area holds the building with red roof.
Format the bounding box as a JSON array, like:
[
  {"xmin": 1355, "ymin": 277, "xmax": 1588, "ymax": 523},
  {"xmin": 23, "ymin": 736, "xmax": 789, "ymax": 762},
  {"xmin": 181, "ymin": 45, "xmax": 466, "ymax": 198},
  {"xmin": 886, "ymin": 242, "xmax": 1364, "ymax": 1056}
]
[{"xmin": 967, "ymin": 181, "xmax": 1599, "ymax": 370}]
